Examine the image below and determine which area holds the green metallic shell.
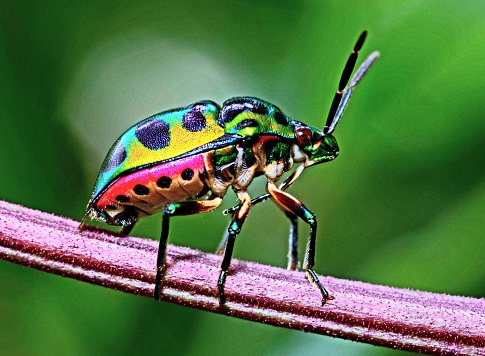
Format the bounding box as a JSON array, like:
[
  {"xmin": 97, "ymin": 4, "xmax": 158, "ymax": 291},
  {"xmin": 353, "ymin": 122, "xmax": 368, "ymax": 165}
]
[{"xmin": 219, "ymin": 97, "xmax": 296, "ymax": 140}]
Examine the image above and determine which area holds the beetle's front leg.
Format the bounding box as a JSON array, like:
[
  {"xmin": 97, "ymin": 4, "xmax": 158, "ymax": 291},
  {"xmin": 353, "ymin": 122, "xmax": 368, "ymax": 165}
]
[
  {"xmin": 154, "ymin": 196, "xmax": 222, "ymax": 301},
  {"xmin": 222, "ymin": 165, "xmax": 305, "ymax": 216},
  {"xmin": 266, "ymin": 182, "xmax": 332, "ymax": 305},
  {"xmin": 217, "ymin": 190, "xmax": 251, "ymax": 304}
]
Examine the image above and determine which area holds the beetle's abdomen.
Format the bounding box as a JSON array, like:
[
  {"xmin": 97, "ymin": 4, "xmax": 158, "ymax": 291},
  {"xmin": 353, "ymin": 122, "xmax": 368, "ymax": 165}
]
[{"xmin": 95, "ymin": 154, "xmax": 207, "ymax": 220}]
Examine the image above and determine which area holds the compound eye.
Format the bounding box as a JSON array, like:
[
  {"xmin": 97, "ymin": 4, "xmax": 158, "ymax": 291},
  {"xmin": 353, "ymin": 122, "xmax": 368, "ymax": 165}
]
[{"xmin": 295, "ymin": 127, "xmax": 313, "ymax": 147}]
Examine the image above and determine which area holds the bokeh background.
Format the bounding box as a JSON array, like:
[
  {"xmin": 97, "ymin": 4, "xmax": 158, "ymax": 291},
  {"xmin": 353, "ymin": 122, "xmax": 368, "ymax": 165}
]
[{"xmin": 1, "ymin": 1, "xmax": 484, "ymax": 355}]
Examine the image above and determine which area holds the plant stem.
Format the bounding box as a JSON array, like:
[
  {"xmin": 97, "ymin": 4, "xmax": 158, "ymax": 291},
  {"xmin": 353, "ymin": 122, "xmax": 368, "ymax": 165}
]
[{"xmin": 0, "ymin": 200, "xmax": 483, "ymax": 355}]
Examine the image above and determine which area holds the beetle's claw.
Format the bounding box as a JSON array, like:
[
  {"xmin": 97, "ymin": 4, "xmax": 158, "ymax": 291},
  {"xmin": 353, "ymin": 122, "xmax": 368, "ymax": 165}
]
[
  {"xmin": 321, "ymin": 294, "xmax": 335, "ymax": 306},
  {"xmin": 219, "ymin": 295, "xmax": 226, "ymax": 305},
  {"xmin": 154, "ymin": 285, "xmax": 161, "ymax": 301}
]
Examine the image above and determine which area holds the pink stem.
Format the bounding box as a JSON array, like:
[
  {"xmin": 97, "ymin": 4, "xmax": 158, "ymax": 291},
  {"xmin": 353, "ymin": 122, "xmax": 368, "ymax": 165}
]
[{"xmin": 0, "ymin": 200, "xmax": 484, "ymax": 355}]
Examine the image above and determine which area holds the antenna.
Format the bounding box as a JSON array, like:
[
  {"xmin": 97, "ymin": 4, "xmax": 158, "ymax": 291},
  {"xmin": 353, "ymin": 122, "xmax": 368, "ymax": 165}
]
[{"xmin": 324, "ymin": 31, "xmax": 379, "ymax": 134}]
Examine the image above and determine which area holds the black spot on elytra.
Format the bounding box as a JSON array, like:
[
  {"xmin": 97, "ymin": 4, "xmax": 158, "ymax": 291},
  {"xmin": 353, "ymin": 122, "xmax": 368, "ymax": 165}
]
[
  {"xmin": 181, "ymin": 168, "xmax": 194, "ymax": 181},
  {"xmin": 133, "ymin": 184, "xmax": 149, "ymax": 195},
  {"xmin": 106, "ymin": 204, "xmax": 117, "ymax": 210},
  {"xmin": 116, "ymin": 195, "xmax": 130, "ymax": 203},
  {"xmin": 102, "ymin": 141, "xmax": 127, "ymax": 172},
  {"xmin": 183, "ymin": 105, "xmax": 207, "ymax": 132},
  {"xmin": 234, "ymin": 119, "xmax": 259, "ymax": 131},
  {"xmin": 156, "ymin": 176, "xmax": 172, "ymax": 188},
  {"xmin": 135, "ymin": 119, "xmax": 170, "ymax": 150},
  {"xmin": 274, "ymin": 110, "xmax": 290, "ymax": 126}
]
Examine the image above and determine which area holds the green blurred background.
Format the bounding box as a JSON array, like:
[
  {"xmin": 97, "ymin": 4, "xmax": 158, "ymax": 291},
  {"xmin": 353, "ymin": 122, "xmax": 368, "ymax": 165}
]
[{"xmin": 1, "ymin": 1, "xmax": 484, "ymax": 355}]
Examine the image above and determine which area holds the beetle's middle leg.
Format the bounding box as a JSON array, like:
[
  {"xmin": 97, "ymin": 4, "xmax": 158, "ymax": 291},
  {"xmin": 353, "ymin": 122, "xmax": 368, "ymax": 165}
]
[
  {"xmin": 154, "ymin": 196, "xmax": 223, "ymax": 301},
  {"xmin": 217, "ymin": 190, "xmax": 251, "ymax": 304},
  {"xmin": 266, "ymin": 182, "xmax": 332, "ymax": 305}
]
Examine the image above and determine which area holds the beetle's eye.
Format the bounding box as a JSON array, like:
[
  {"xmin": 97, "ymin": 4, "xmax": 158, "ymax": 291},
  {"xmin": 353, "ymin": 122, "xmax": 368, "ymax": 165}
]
[{"xmin": 295, "ymin": 127, "xmax": 312, "ymax": 147}]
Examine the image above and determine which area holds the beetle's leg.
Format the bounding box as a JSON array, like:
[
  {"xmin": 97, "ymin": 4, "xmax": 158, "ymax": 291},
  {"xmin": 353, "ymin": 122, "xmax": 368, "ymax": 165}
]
[
  {"xmin": 266, "ymin": 182, "xmax": 332, "ymax": 305},
  {"xmin": 215, "ymin": 224, "xmax": 230, "ymax": 255},
  {"xmin": 223, "ymin": 165, "xmax": 305, "ymax": 216},
  {"xmin": 218, "ymin": 211, "xmax": 299, "ymax": 271},
  {"xmin": 154, "ymin": 196, "xmax": 223, "ymax": 301},
  {"xmin": 217, "ymin": 190, "xmax": 251, "ymax": 304},
  {"xmin": 223, "ymin": 194, "xmax": 269, "ymax": 216},
  {"xmin": 221, "ymin": 166, "xmax": 305, "ymax": 268},
  {"xmin": 286, "ymin": 211, "xmax": 299, "ymax": 271}
]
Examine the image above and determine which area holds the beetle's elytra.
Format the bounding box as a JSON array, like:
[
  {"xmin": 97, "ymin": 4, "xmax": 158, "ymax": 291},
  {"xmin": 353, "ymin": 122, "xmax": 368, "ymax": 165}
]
[{"xmin": 80, "ymin": 31, "xmax": 379, "ymax": 305}]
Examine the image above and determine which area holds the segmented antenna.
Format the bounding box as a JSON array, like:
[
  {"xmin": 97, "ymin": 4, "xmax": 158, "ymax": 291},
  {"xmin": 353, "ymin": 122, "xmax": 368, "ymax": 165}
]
[
  {"xmin": 324, "ymin": 31, "xmax": 369, "ymax": 134},
  {"xmin": 326, "ymin": 51, "xmax": 379, "ymax": 134}
]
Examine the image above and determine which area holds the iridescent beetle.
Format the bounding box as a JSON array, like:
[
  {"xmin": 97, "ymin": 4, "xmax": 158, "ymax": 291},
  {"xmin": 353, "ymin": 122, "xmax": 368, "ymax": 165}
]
[{"xmin": 80, "ymin": 31, "xmax": 379, "ymax": 305}]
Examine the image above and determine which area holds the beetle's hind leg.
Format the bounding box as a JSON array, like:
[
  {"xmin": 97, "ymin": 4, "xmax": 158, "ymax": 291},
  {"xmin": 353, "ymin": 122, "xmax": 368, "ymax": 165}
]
[
  {"xmin": 266, "ymin": 182, "xmax": 332, "ymax": 305},
  {"xmin": 154, "ymin": 196, "xmax": 222, "ymax": 301}
]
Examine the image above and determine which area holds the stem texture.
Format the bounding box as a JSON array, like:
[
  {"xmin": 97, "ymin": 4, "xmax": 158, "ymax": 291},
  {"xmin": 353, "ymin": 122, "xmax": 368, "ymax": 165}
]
[{"xmin": 0, "ymin": 200, "xmax": 483, "ymax": 355}]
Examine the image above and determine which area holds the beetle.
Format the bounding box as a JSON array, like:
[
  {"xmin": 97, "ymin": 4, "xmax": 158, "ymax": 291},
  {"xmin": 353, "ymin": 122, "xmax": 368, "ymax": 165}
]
[{"xmin": 80, "ymin": 31, "xmax": 379, "ymax": 305}]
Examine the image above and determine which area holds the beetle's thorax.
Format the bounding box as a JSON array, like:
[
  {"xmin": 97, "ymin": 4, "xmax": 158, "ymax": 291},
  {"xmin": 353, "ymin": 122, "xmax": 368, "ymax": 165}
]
[{"xmin": 205, "ymin": 135, "xmax": 296, "ymax": 195}]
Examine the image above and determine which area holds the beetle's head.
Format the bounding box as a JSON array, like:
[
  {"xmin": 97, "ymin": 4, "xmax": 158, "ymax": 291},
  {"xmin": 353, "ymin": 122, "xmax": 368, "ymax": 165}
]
[{"xmin": 292, "ymin": 122, "xmax": 339, "ymax": 166}]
